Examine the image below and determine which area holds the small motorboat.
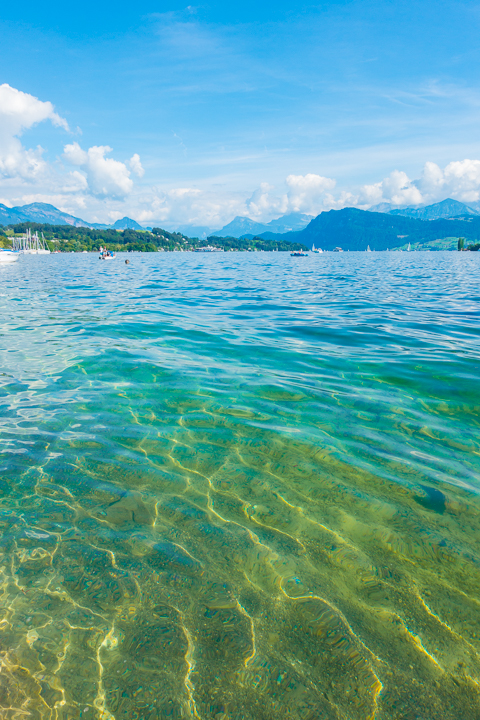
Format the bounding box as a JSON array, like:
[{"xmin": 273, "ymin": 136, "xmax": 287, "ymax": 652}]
[
  {"xmin": 291, "ymin": 251, "xmax": 308, "ymax": 257},
  {"xmin": 99, "ymin": 251, "xmax": 117, "ymax": 260},
  {"xmin": 0, "ymin": 249, "xmax": 19, "ymax": 264}
]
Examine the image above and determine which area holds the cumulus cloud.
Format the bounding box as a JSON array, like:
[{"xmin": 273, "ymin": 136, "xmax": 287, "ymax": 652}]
[
  {"xmin": 285, "ymin": 173, "xmax": 336, "ymax": 214},
  {"xmin": 63, "ymin": 142, "xmax": 137, "ymax": 198},
  {"xmin": 63, "ymin": 142, "xmax": 88, "ymax": 166},
  {"xmin": 134, "ymin": 173, "xmax": 340, "ymax": 229},
  {"xmin": 0, "ymin": 83, "xmax": 69, "ymax": 181},
  {"xmin": 139, "ymin": 160, "xmax": 480, "ymax": 228},
  {"xmin": 129, "ymin": 153, "xmax": 144, "ymax": 178},
  {"xmin": 136, "ymin": 186, "xmax": 243, "ymax": 228},
  {"xmin": 246, "ymin": 182, "xmax": 287, "ymax": 218},
  {"xmin": 417, "ymin": 159, "xmax": 480, "ymax": 204},
  {"xmin": 0, "ymin": 83, "xmax": 68, "ymax": 134},
  {"xmin": 242, "ymin": 174, "xmax": 338, "ymax": 221},
  {"xmin": 4, "ymin": 84, "xmax": 480, "ymax": 228},
  {"xmin": 61, "ymin": 171, "xmax": 89, "ymax": 193},
  {"xmin": 359, "ymin": 170, "xmax": 423, "ymax": 207},
  {"xmin": 356, "ymin": 160, "xmax": 480, "ymax": 209}
]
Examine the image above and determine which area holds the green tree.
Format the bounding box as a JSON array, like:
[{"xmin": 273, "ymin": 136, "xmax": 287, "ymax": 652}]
[{"xmin": 458, "ymin": 237, "xmax": 465, "ymax": 251}]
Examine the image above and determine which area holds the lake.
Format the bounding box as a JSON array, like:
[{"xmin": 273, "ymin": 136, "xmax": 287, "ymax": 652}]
[{"xmin": 1, "ymin": 251, "xmax": 479, "ymax": 719}]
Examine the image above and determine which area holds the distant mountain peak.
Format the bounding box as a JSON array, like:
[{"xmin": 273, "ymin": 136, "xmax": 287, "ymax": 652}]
[
  {"xmin": 112, "ymin": 217, "xmax": 142, "ymax": 230},
  {"xmin": 388, "ymin": 198, "xmax": 479, "ymax": 220},
  {"xmin": 0, "ymin": 201, "xmax": 90, "ymax": 227},
  {"xmin": 368, "ymin": 202, "xmax": 395, "ymax": 213},
  {"xmin": 214, "ymin": 212, "xmax": 313, "ymax": 238},
  {"xmin": 0, "ymin": 203, "xmax": 143, "ymax": 230}
]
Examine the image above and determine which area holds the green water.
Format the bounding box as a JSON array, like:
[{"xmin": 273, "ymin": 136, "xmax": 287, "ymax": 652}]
[{"xmin": 0, "ymin": 252, "xmax": 479, "ymax": 719}]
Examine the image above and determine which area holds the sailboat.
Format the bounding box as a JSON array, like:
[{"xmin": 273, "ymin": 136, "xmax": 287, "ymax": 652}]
[
  {"xmin": 407, "ymin": 242, "xmax": 411, "ymax": 251},
  {"xmin": 311, "ymin": 243, "xmax": 323, "ymax": 253},
  {"xmin": 37, "ymin": 232, "xmax": 51, "ymax": 255},
  {"xmin": 366, "ymin": 245, "xmax": 371, "ymax": 252}
]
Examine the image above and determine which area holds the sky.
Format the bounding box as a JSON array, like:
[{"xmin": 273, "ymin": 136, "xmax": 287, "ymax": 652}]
[{"xmin": 2, "ymin": 0, "xmax": 480, "ymax": 228}]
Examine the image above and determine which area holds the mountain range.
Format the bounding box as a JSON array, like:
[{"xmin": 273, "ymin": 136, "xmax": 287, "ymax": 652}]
[
  {"xmin": 0, "ymin": 202, "xmax": 312, "ymax": 236},
  {"xmin": 369, "ymin": 198, "xmax": 479, "ymax": 220},
  {"xmin": 0, "ymin": 202, "xmax": 91, "ymax": 227},
  {"xmin": 1, "ymin": 198, "xmax": 479, "ymax": 250},
  {"xmin": 0, "ymin": 202, "xmax": 143, "ymax": 231},
  {"xmin": 248, "ymin": 206, "xmax": 480, "ymax": 251},
  {"xmin": 212, "ymin": 212, "xmax": 314, "ymax": 238}
]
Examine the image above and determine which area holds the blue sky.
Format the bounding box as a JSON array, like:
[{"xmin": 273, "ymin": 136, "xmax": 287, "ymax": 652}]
[{"xmin": 2, "ymin": 0, "xmax": 480, "ymax": 227}]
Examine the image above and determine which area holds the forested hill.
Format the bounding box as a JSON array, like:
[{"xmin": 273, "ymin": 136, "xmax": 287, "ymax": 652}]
[{"xmin": 260, "ymin": 208, "xmax": 480, "ymax": 250}]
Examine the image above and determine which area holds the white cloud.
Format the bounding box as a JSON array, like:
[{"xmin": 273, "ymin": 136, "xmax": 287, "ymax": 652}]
[
  {"xmin": 134, "ymin": 173, "xmax": 338, "ymax": 229},
  {"xmin": 0, "ymin": 84, "xmax": 68, "ymax": 133},
  {"xmin": 417, "ymin": 161, "xmax": 445, "ymax": 199},
  {"xmin": 417, "ymin": 159, "xmax": 480, "ymax": 204},
  {"xmin": 0, "ymin": 84, "xmax": 68, "ymax": 181},
  {"xmin": 246, "ymin": 182, "xmax": 287, "ymax": 218},
  {"xmin": 136, "ymin": 186, "xmax": 243, "ymax": 228},
  {"xmin": 359, "ymin": 170, "xmax": 423, "ymax": 207},
  {"xmin": 129, "ymin": 153, "xmax": 144, "ymax": 178},
  {"xmin": 61, "ymin": 171, "xmax": 89, "ymax": 193},
  {"xmin": 63, "ymin": 142, "xmax": 88, "ymax": 166},
  {"xmin": 2, "ymin": 84, "xmax": 480, "ymax": 228},
  {"xmin": 241, "ymin": 174, "xmax": 338, "ymax": 223},
  {"xmin": 138, "ymin": 160, "xmax": 480, "ymax": 229},
  {"xmin": 356, "ymin": 160, "xmax": 480, "ymax": 209},
  {"xmin": 63, "ymin": 142, "xmax": 134, "ymax": 198},
  {"xmin": 285, "ymin": 173, "xmax": 336, "ymax": 214}
]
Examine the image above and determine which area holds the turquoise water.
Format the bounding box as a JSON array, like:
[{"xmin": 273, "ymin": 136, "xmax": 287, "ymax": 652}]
[{"xmin": 0, "ymin": 251, "xmax": 480, "ymax": 719}]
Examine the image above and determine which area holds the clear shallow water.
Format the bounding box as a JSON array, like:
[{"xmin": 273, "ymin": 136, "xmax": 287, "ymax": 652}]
[{"xmin": 0, "ymin": 251, "xmax": 479, "ymax": 719}]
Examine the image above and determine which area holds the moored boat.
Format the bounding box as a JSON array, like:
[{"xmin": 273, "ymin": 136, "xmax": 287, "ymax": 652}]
[
  {"xmin": 193, "ymin": 246, "xmax": 224, "ymax": 252},
  {"xmin": 0, "ymin": 249, "xmax": 19, "ymax": 263},
  {"xmin": 12, "ymin": 229, "xmax": 50, "ymax": 254}
]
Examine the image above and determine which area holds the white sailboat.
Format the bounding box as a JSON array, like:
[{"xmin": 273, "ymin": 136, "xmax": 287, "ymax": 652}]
[
  {"xmin": 366, "ymin": 245, "xmax": 371, "ymax": 252},
  {"xmin": 407, "ymin": 242, "xmax": 411, "ymax": 251},
  {"xmin": 311, "ymin": 243, "xmax": 323, "ymax": 253},
  {"xmin": 37, "ymin": 232, "xmax": 51, "ymax": 254}
]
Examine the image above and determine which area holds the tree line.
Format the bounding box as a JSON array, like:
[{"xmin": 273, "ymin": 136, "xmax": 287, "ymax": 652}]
[{"xmin": 0, "ymin": 224, "xmax": 308, "ymax": 253}]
